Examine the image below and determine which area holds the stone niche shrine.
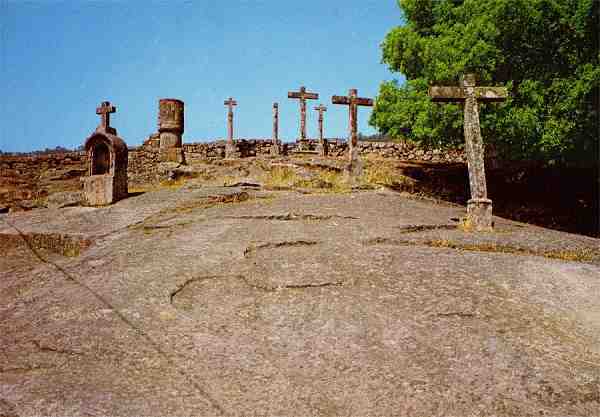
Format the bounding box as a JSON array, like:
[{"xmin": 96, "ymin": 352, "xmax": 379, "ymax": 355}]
[{"xmin": 82, "ymin": 101, "xmax": 129, "ymax": 206}]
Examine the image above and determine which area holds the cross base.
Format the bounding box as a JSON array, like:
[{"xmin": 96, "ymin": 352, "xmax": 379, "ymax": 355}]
[
  {"xmin": 344, "ymin": 148, "xmax": 364, "ymax": 178},
  {"xmin": 295, "ymin": 139, "xmax": 312, "ymax": 152},
  {"xmin": 316, "ymin": 141, "xmax": 328, "ymax": 157},
  {"xmin": 81, "ymin": 174, "xmax": 128, "ymax": 206},
  {"xmin": 96, "ymin": 125, "xmax": 116, "ymax": 135},
  {"xmin": 466, "ymin": 198, "xmax": 493, "ymax": 231},
  {"xmin": 225, "ymin": 142, "xmax": 240, "ymax": 159},
  {"xmin": 159, "ymin": 147, "xmax": 185, "ymax": 164},
  {"xmin": 270, "ymin": 143, "xmax": 283, "ymax": 156}
]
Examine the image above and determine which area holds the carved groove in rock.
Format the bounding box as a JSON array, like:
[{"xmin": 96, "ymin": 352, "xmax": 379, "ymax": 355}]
[
  {"xmin": 243, "ymin": 240, "xmax": 319, "ymax": 257},
  {"xmin": 362, "ymin": 238, "xmax": 597, "ymax": 263},
  {"xmin": 0, "ymin": 232, "xmax": 91, "ymax": 257},
  {"xmin": 171, "ymin": 274, "xmax": 344, "ymax": 304},
  {"xmin": 243, "ymin": 240, "xmax": 357, "ymax": 290},
  {"xmin": 395, "ymin": 224, "xmax": 457, "ymax": 233},
  {"xmin": 225, "ymin": 213, "xmax": 358, "ymax": 222}
]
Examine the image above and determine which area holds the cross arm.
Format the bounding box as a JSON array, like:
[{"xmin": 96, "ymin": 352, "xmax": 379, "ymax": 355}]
[
  {"xmin": 96, "ymin": 105, "xmax": 116, "ymax": 114},
  {"xmin": 475, "ymin": 87, "xmax": 508, "ymax": 102},
  {"xmin": 428, "ymin": 86, "xmax": 466, "ymax": 102},
  {"xmin": 224, "ymin": 100, "xmax": 237, "ymax": 106},
  {"xmin": 332, "ymin": 96, "xmax": 350, "ymax": 105},
  {"xmin": 355, "ymin": 98, "xmax": 373, "ymax": 106},
  {"xmin": 303, "ymin": 93, "xmax": 319, "ymax": 100},
  {"xmin": 429, "ymin": 86, "xmax": 508, "ymax": 103}
]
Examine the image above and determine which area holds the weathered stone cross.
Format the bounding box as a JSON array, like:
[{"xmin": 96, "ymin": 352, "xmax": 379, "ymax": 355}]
[
  {"xmin": 271, "ymin": 102, "xmax": 280, "ymax": 156},
  {"xmin": 314, "ymin": 104, "xmax": 327, "ymax": 142},
  {"xmin": 288, "ymin": 86, "xmax": 319, "ymax": 143},
  {"xmin": 272, "ymin": 102, "xmax": 279, "ymax": 142},
  {"xmin": 429, "ymin": 73, "xmax": 508, "ymax": 231},
  {"xmin": 332, "ymin": 89, "xmax": 373, "ymax": 174},
  {"xmin": 224, "ymin": 97, "xmax": 237, "ymax": 143},
  {"xmin": 96, "ymin": 101, "xmax": 116, "ymax": 134}
]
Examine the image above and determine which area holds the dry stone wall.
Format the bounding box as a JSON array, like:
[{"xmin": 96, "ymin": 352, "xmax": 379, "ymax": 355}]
[
  {"xmin": 0, "ymin": 139, "xmax": 465, "ymax": 210},
  {"xmin": 0, "ymin": 152, "xmax": 87, "ymax": 209},
  {"xmin": 180, "ymin": 138, "xmax": 465, "ymax": 163}
]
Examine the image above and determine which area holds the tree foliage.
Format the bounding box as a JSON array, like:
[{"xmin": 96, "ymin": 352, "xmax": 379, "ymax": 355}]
[{"xmin": 370, "ymin": 0, "xmax": 599, "ymax": 163}]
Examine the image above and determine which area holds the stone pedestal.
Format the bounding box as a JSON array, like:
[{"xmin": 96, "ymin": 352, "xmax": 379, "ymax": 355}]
[
  {"xmin": 160, "ymin": 148, "xmax": 185, "ymax": 164},
  {"xmin": 270, "ymin": 142, "xmax": 281, "ymax": 156},
  {"xmin": 82, "ymin": 174, "xmax": 127, "ymax": 206},
  {"xmin": 296, "ymin": 139, "xmax": 311, "ymax": 152},
  {"xmin": 316, "ymin": 140, "xmax": 329, "ymax": 157},
  {"xmin": 225, "ymin": 142, "xmax": 240, "ymax": 159},
  {"xmin": 467, "ymin": 198, "xmax": 493, "ymax": 231},
  {"xmin": 345, "ymin": 147, "xmax": 364, "ymax": 178}
]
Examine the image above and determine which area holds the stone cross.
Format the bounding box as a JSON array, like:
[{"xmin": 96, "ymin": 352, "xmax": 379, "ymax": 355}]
[
  {"xmin": 332, "ymin": 89, "xmax": 373, "ymax": 174},
  {"xmin": 224, "ymin": 97, "xmax": 237, "ymax": 144},
  {"xmin": 314, "ymin": 104, "xmax": 327, "ymax": 142},
  {"xmin": 273, "ymin": 102, "xmax": 279, "ymax": 142},
  {"xmin": 288, "ymin": 86, "xmax": 319, "ymax": 142},
  {"xmin": 271, "ymin": 102, "xmax": 281, "ymax": 156},
  {"xmin": 429, "ymin": 73, "xmax": 508, "ymax": 231},
  {"xmin": 96, "ymin": 101, "xmax": 116, "ymax": 134}
]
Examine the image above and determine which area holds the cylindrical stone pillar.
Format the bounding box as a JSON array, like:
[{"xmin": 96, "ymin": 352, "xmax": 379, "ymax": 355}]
[{"xmin": 158, "ymin": 99, "xmax": 184, "ymax": 149}]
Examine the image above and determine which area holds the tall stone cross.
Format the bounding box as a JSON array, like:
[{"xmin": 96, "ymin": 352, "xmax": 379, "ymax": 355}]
[
  {"xmin": 271, "ymin": 102, "xmax": 281, "ymax": 156},
  {"xmin": 96, "ymin": 101, "xmax": 116, "ymax": 134},
  {"xmin": 272, "ymin": 102, "xmax": 279, "ymax": 142},
  {"xmin": 332, "ymin": 89, "xmax": 373, "ymax": 174},
  {"xmin": 288, "ymin": 86, "xmax": 319, "ymax": 143},
  {"xmin": 314, "ymin": 104, "xmax": 327, "ymax": 142},
  {"xmin": 224, "ymin": 97, "xmax": 237, "ymax": 144},
  {"xmin": 429, "ymin": 73, "xmax": 508, "ymax": 231}
]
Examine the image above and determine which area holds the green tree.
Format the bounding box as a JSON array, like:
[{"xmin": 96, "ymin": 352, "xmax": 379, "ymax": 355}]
[{"xmin": 370, "ymin": 0, "xmax": 599, "ymax": 163}]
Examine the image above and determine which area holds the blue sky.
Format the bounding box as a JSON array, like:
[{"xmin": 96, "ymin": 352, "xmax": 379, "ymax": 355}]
[{"xmin": 0, "ymin": 0, "xmax": 405, "ymax": 152}]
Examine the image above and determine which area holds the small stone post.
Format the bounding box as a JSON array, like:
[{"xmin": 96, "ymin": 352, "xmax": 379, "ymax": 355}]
[{"xmin": 314, "ymin": 104, "xmax": 328, "ymax": 156}]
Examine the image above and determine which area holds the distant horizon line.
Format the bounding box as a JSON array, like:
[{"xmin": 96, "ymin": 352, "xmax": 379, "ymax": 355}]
[{"xmin": 1, "ymin": 135, "xmax": 397, "ymax": 155}]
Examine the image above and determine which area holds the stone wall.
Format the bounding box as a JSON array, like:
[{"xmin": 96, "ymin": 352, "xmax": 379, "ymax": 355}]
[
  {"xmin": 0, "ymin": 152, "xmax": 88, "ymax": 209},
  {"xmin": 0, "ymin": 138, "xmax": 465, "ymax": 210},
  {"xmin": 180, "ymin": 138, "xmax": 466, "ymax": 163}
]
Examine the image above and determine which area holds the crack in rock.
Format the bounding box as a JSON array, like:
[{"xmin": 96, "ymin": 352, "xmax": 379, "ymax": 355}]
[
  {"xmin": 239, "ymin": 275, "xmax": 345, "ymax": 292},
  {"xmin": 0, "ymin": 364, "xmax": 56, "ymax": 374},
  {"xmin": 0, "ymin": 398, "xmax": 19, "ymax": 417},
  {"xmin": 435, "ymin": 312, "xmax": 477, "ymax": 318},
  {"xmin": 224, "ymin": 213, "xmax": 358, "ymax": 222},
  {"xmin": 170, "ymin": 274, "xmax": 347, "ymax": 308},
  {"xmin": 362, "ymin": 238, "xmax": 597, "ymax": 263},
  {"xmin": 33, "ymin": 340, "xmax": 83, "ymax": 356},
  {"xmin": 362, "ymin": 238, "xmax": 412, "ymax": 247},
  {"xmin": 243, "ymin": 240, "xmax": 319, "ymax": 257},
  {"xmin": 395, "ymin": 224, "xmax": 457, "ymax": 233},
  {"xmin": 0, "ymin": 232, "xmax": 91, "ymax": 257}
]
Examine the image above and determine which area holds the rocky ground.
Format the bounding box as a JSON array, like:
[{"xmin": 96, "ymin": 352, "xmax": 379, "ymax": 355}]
[{"xmin": 1, "ymin": 156, "xmax": 599, "ymax": 416}]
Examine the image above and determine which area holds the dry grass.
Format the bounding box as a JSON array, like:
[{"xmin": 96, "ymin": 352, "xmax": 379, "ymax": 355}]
[
  {"xmin": 424, "ymin": 239, "xmax": 596, "ymax": 262},
  {"xmin": 457, "ymin": 217, "xmax": 474, "ymax": 232},
  {"xmin": 314, "ymin": 170, "xmax": 351, "ymax": 193},
  {"xmin": 360, "ymin": 161, "xmax": 416, "ymax": 191},
  {"xmin": 263, "ymin": 166, "xmax": 301, "ymax": 189}
]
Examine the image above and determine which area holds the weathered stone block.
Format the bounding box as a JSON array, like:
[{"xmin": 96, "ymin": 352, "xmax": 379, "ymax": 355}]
[
  {"xmin": 82, "ymin": 175, "xmax": 123, "ymax": 206},
  {"xmin": 159, "ymin": 147, "xmax": 185, "ymax": 163},
  {"xmin": 467, "ymin": 198, "xmax": 493, "ymax": 231}
]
